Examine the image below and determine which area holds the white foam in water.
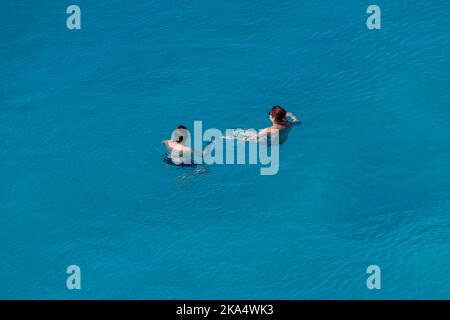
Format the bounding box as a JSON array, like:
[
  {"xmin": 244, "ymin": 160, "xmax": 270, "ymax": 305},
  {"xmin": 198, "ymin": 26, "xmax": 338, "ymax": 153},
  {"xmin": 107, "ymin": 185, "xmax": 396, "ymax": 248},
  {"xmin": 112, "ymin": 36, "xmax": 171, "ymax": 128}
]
[{"xmin": 223, "ymin": 128, "xmax": 259, "ymax": 142}]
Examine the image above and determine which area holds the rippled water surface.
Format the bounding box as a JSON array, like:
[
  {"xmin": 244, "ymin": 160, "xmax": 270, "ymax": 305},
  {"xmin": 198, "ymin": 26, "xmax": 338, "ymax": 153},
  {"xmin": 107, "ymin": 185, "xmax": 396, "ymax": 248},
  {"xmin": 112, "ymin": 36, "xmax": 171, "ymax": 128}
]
[{"xmin": 1, "ymin": 0, "xmax": 450, "ymax": 299}]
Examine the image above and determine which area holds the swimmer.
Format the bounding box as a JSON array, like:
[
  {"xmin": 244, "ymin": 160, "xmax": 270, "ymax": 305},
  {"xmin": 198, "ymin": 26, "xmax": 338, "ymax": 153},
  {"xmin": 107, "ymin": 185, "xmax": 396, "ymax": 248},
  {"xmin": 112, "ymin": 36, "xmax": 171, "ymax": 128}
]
[
  {"xmin": 224, "ymin": 106, "xmax": 301, "ymax": 144},
  {"xmin": 162, "ymin": 125, "xmax": 213, "ymax": 165},
  {"xmin": 257, "ymin": 105, "xmax": 301, "ymax": 144}
]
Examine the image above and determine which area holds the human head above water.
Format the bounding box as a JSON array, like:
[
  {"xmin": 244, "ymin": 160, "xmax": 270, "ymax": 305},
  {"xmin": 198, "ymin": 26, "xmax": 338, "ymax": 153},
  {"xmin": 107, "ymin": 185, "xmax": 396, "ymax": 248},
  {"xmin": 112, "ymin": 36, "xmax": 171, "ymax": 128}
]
[
  {"xmin": 174, "ymin": 125, "xmax": 188, "ymax": 143},
  {"xmin": 269, "ymin": 105, "xmax": 287, "ymax": 123}
]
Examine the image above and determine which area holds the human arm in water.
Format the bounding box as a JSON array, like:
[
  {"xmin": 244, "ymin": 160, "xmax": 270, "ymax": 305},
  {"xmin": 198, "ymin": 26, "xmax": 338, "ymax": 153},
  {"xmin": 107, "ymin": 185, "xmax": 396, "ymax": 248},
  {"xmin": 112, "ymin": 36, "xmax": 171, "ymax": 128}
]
[
  {"xmin": 163, "ymin": 139, "xmax": 215, "ymax": 159},
  {"xmin": 256, "ymin": 128, "xmax": 271, "ymax": 143},
  {"xmin": 286, "ymin": 112, "xmax": 301, "ymax": 125},
  {"xmin": 201, "ymin": 139, "xmax": 215, "ymax": 156},
  {"xmin": 162, "ymin": 140, "xmax": 195, "ymax": 155}
]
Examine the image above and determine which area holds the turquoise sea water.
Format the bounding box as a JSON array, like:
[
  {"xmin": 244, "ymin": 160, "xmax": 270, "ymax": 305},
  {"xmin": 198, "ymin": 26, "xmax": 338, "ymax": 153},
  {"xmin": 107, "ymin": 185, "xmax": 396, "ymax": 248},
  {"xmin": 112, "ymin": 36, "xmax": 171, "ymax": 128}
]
[{"xmin": 1, "ymin": 1, "xmax": 450, "ymax": 299}]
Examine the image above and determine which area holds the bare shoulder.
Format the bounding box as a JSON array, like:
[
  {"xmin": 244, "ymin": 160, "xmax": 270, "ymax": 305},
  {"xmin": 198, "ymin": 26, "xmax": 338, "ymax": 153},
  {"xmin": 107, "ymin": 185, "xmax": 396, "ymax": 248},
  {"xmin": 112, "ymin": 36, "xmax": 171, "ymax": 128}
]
[{"xmin": 163, "ymin": 140, "xmax": 175, "ymax": 147}]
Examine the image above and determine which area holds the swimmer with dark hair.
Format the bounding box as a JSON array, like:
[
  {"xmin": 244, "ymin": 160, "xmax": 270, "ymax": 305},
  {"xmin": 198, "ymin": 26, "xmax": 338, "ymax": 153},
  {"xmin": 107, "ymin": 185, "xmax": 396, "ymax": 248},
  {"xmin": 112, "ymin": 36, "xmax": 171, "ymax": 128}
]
[
  {"xmin": 224, "ymin": 106, "xmax": 301, "ymax": 144},
  {"xmin": 162, "ymin": 125, "xmax": 213, "ymax": 165},
  {"xmin": 258, "ymin": 105, "xmax": 301, "ymax": 144}
]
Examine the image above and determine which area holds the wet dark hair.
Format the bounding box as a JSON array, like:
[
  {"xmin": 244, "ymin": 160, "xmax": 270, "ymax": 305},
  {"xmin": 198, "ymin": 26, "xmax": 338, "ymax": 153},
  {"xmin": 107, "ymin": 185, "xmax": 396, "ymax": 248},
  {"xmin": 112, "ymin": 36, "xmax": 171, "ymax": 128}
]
[
  {"xmin": 270, "ymin": 105, "xmax": 287, "ymax": 123},
  {"xmin": 174, "ymin": 125, "xmax": 188, "ymax": 143}
]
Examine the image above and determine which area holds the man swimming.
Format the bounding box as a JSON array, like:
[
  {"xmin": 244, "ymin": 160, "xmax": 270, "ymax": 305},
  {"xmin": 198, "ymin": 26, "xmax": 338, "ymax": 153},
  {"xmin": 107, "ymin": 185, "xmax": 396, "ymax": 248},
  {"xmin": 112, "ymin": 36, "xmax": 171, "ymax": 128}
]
[{"xmin": 162, "ymin": 125, "xmax": 212, "ymax": 165}]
